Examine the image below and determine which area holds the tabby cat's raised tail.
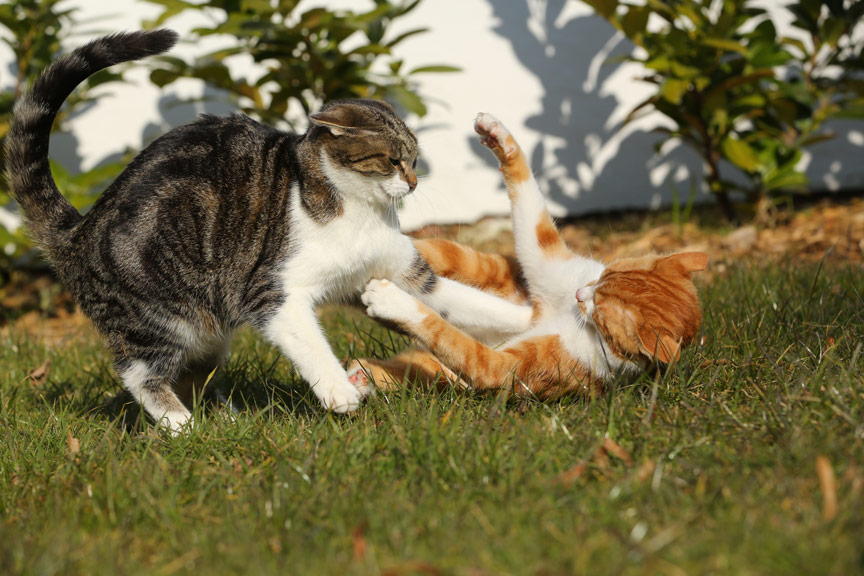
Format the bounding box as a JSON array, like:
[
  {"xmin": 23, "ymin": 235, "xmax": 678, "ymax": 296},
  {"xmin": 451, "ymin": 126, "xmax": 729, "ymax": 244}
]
[{"xmin": 5, "ymin": 29, "xmax": 178, "ymax": 251}]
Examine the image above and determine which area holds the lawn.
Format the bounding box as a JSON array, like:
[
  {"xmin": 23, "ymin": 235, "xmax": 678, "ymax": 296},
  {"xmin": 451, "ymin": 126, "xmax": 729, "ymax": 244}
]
[{"xmin": 1, "ymin": 254, "xmax": 863, "ymax": 575}]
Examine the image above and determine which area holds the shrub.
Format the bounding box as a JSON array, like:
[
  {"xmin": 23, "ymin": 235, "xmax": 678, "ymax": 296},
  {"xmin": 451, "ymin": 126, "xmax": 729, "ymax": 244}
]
[
  {"xmin": 141, "ymin": 0, "xmax": 459, "ymax": 127},
  {"xmin": 0, "ymin": 0, "xmax": 131, "ymax": 278},
  {"xmin": 581, "ymin": 0, "xmax": 864, "ymax": 222}
]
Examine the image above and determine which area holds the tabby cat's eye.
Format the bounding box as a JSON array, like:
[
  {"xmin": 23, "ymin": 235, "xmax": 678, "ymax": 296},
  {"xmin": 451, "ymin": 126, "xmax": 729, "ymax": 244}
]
[{"xmin": 389, "ymin": 158, "xmax": 400, "ymax": 167}]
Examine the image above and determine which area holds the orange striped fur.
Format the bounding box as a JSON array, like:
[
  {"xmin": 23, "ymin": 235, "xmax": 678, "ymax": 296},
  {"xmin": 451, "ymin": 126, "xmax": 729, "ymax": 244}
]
[{"xmin": 413, "ymin": 238, "xmax": 528, "ymax": 302}]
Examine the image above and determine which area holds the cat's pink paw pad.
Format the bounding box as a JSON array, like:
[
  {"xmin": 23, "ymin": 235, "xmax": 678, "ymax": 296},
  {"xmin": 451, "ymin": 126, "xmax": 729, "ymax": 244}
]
[
  {"xmin": 347, "ymin": 368, "xmax": 366, "ymax": 387},
  {"xmin": 474, "ymin": 113, "xmax": 517, "ymax": 160},
  {"xmin": 347, "ymin": 361, "xmax": 376, "ymax": 397}
]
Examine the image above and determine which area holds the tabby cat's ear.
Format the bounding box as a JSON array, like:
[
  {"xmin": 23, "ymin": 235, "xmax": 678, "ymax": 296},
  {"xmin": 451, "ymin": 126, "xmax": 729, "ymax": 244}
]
[
  {"xmin": 638, "ymin": 328, "xmax": 682, "ymax": 364},
  {"xmin": 309, "ymin": 108, "xmax": 378, "ymax": 137}
]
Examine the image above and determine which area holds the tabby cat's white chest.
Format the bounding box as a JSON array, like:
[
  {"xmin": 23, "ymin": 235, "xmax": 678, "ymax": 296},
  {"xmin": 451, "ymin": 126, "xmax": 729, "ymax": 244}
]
[{"xmin": 278, "ymin": 185, "xmax": 411, "ymax": 301}]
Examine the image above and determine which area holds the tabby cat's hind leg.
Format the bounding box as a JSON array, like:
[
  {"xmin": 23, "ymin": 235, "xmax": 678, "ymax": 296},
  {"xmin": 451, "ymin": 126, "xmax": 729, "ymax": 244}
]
[
  {"xmin": 117, "ymin": 354, "xmax": 190, "ymax": 433},
  {"xmin": 174, "ymin": 339, "xmax": 233, "ymax": 411}
]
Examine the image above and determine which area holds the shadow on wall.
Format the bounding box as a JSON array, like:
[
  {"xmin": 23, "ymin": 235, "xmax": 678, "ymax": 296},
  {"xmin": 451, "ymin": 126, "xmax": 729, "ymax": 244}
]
[
  {"xmin": 50, "ymin": 85, "xmax": 235, "ymax": 178},
  {"xmin": 141, "ymin": 88, "xmax": 235, "ymax": 147},
  {"xmin": 478, "ymin": 0, "xmax": 701, "ymax": 216},
  {"xmin": 480, "ymin": 0, "xmax": 864, "ymax": 216}
]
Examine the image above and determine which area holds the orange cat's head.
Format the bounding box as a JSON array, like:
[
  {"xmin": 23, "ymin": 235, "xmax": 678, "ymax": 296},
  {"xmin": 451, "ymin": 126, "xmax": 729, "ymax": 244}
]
[{"xmin": 576, "ymin": 252, "xmax": 708, "ymax": 365}]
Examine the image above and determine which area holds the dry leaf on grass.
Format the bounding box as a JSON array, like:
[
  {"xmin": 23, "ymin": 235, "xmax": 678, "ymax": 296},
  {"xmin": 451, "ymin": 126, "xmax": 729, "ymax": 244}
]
[
  {"xmin": 66, "ymin": 431, "xmax": 80, "ymax": 459},
  {"xmin": 816, "ymin": 455, "xmax": 837, "ymax": 522},
  {"xmin": 352, "ymin": 522, "xmax": 368, "ymax": 562},
  {"xmin": 27, "ymin": 360, "xmax": 50, "ymax": 385},
  {"xmin": 554, "ymin": 438, "xmax": 633, "ymax": 487},
  {"xmin": 381, "ymin": 562, "xmax": 443, "ymax": 576},
  {"xmin": 602, "ymin": 437, "xmax": 633, "ymax": 466},
  {"xmin": 553, "ymin": 462, "xmax": 588, "ymax": 488}
]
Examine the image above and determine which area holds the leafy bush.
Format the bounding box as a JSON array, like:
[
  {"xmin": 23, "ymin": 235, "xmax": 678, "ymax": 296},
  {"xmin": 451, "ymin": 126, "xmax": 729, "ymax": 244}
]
[
  {"xmin": 0, "ymin": 0, "xmax": 130, "ymax": 277},
  {"xmin": 581, "ymin": 0, "xmax": 864, "ymax": 221},
  {"xmin": 142, "ymin": 0, "xmax": 458, "ymax": 127}
]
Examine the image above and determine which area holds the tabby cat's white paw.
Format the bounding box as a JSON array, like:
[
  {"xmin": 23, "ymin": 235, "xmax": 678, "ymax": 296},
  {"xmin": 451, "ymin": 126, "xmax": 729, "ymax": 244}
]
[
  {"xmin": 362, "ymin": 279, "xmax": 425, "ymax": 325},
  {"xmin": 319, "ymin": 380, "xmax": 365, "ymax": 413}
]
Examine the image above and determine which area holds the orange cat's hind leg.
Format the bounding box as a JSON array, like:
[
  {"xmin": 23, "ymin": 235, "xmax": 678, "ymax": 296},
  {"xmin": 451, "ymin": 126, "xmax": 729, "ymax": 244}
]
[{"xmin": 347, "ymin": 350, "xmax": 460, "ymax": 392}]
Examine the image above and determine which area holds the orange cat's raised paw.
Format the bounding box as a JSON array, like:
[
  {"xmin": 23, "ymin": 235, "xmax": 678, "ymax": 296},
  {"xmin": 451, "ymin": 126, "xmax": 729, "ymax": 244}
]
[{"xmin": 474, "ymin": 113, "xmax": 519, "ymax": 163}]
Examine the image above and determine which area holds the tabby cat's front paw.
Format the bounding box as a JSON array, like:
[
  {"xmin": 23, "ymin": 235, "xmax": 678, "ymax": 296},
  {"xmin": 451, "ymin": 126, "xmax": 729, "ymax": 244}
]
[
  {"xmin": 474, "ymin": 113, "xmax": 518, "ymax": 163},
  {"xmin": 319, "ymin": 380, "xmax": 365, "ymax": 413},
  {"xmin": 362, "ymin": 279, "xmax": 425, "ymax": 325}
]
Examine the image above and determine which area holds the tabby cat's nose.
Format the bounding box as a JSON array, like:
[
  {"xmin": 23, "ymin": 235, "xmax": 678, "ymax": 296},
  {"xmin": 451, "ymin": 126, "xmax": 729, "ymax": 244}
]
[{"xmin": 406, "ymin": 172, "xmax": 417, "ymax": 191}]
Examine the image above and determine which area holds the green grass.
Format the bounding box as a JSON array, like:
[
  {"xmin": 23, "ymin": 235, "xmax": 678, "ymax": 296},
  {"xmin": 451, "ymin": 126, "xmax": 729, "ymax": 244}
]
[{"xmin": 2, "ymin": 259, "xmax": 863, "ymax": 575}]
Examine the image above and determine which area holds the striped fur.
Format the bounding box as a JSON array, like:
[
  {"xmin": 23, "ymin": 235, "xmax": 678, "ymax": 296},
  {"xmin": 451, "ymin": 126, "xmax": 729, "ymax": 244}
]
[
  {"xmin": 351, "ymin": 114, "xmax": 706, "ymax": 399},
  {"xmin": 5, "ymin": 32, "xmax": 534, "ymax": 431}
]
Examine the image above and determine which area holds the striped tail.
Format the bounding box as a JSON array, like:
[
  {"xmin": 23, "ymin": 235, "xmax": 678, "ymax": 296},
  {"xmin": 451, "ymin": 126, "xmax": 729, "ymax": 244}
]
[{"xmin": 4, "ymin": 29, "xmax": 178, "ymax": 251}]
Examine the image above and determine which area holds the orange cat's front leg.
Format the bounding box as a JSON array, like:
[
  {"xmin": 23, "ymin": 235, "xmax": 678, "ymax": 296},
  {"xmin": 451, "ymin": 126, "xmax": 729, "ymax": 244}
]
[
  {"xmin": 413, "ymin": 238, "xmax": 527, "ymax": 303},
  {"xmin": 361, "ymin": 279, "xmax": 585, "ymax": 396},
  {"xmin": 474, "ymin": 113, "xmax": 571, "ymax": 262}
]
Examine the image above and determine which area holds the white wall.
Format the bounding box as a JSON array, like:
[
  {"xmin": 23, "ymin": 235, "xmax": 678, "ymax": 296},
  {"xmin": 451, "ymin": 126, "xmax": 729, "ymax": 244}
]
[{"xmin": 2, "ymin": 0, "xmax": 863, "ymax": 232}]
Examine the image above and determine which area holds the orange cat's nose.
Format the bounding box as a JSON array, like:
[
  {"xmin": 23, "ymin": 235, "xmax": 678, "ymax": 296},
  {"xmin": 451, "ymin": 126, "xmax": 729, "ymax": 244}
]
[{"xmin": 575, "ymin": 286, "xmax": 593, "ymax": 302}]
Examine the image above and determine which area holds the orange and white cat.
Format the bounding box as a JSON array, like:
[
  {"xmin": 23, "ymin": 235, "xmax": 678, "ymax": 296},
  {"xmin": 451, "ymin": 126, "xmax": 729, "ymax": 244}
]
[{"xmin": 348, "ymin": 113, "xmax": 707, "ymax": 398}]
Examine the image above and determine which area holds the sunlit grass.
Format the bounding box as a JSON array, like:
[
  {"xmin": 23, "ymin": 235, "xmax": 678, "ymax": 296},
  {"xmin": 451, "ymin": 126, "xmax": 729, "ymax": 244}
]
[{"xmin": 1, "ymin": 260, "xmax": 862, "ymax": 575}]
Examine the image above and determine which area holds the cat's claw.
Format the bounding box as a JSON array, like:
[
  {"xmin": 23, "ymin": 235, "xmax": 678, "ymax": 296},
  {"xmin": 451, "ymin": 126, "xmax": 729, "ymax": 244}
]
[
  {"xmin": 362, "ymin": 279, "xmax": 425, "ymax": 325},
  {"xmin": 474, "ymin": 113, "xmax": 519, "ymax": 163}
]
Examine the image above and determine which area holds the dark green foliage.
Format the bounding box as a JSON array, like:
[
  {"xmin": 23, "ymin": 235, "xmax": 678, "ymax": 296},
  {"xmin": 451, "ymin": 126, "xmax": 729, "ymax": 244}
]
[
  {"xmin": 581, "ymin": 0, "xmax": 864, "ymax": 221},
  {"xmin": 142, "ymin": 0, "xmax": 459, "ymax": 127}
]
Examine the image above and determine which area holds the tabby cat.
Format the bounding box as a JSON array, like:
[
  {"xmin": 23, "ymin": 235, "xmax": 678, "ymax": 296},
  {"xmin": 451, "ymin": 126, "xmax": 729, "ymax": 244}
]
[
  {"xmin": 349, "ymin": 113, "xmax": 707, "ymax": 397},
  {"xmin": 6, "ymin": 31, "xmax": 533, "ymax": 431}
]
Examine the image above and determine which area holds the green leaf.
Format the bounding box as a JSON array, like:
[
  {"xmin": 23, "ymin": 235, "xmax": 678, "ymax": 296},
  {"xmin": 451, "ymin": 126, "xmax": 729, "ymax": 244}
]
[
  {"xmin": 386, "ymin": 27, "xmax": 429, "ymax": 48},
  {"xmin": 349, "ymin": 44, "xmax": 392, "ymax": 56},
  {"xmin": 749, "ymin": 44, "xmax": 793, "ymax": 68},
  {"xmin": 702, "ymin": 37, "xmax": 747, "ymax": 54},
  {"xmin": 763, "ymin": 167, "xmax": 808, "ymax": 191},
  {"xmin": 149, "ymin": 68, "xmax": 181, "ymax": 88},
  {"xmin": 619, "ymin": 5, "xmax": 649, "ymax": 43},
  {"xmin": 408, "ymin": 65, "xmax": 461, "ymax": 74},
  {"xmin": 779, "ymin": 35, "xmax": 808, "ymax": 58},
  {"xmin": 799, "ymin": 131, "xmax": 837, "ymax": 148},
  {"xmin": 822, "ymin": 17, "xmax": 846, "ymax": 48},
  {"xmin": 388, "ymin": 85, "xmax": 427, "ymax": 117},
  {"xmin": 669, "ymin": 61, "xmax": 701, "ymax": 80},
  {"xmin": 732, "ymin": 94, "xmax": 767, "ymax": 109},
  {"xmin": 721, "ymin": 137, "xmax": 761, "ymax": 172},
  {"xmin": 660, "ymin": 78, "xmax": 689, "ymax": 104},
  {"xmin": 582, "ymin": 0, "xmax": 619, "ymax": 19}
]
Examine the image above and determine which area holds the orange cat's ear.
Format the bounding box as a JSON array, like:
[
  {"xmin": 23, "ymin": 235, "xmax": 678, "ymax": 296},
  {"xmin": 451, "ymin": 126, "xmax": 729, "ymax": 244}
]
[
  {"xmin": 665, "ymin": 252, "xmax": 708, "ymax": 273},
  {"xmin": 638, "ymin": 328, "xmax": 682, "ymax": 364},
  {"xmin": 310, "ymin": 107, "xmax": 378, "ymax": 137}
]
